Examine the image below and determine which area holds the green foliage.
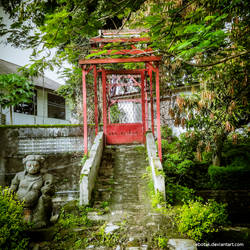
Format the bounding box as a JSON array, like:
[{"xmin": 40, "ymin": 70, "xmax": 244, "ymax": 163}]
[
  {"xmin": 49, "ymin": 202, "xmax": 94, "ymax": 249},
  {"xmin": 109, "ymin": 104, "xmax": 125, "ymax": 123},
  {"xmin": 144, "ymin": 165, "xmax": 166, "ymax": 209},
  {"xmin": 100, "ymin": 201, "xmax": 109, "ymax": 209},
  {"xmin": 135, "ymin": 145, "xmax": 145, "ymax": 154},
  {"xmin": 151, "ymin": 191, "xmax": 166, "ymax": 209},
  {"xmin": 222, "ymin": 140, "xmax": 250, "ymax": 166},
  {"xmin": 0, "ymin": 186, "xmax": 29, "ymax": 250},
  {"xmin": 81, "ymin": 154, "xmax": 88, "ymax": 166},
  {"xmin": 95, "ymin": 223, "xmax": 121, "ymax": 247},
  {"xmin": 130, "ymin": 0, "xmax": 249, "ymax": 166},
  {"xmin": 161, "ymin": 125, "xmax": 173, "ymax": 139},
  {"xmin": 156, "ymin": 236, "xmax": 169, "ymax": 249},
  {"xmin": 176, "ymin": 200, "xmax": 228, "ymax": 241},
  {"xmin": 163, "ymin": 128, "xmax": 250, "ymax": 191},
  {"xmin": 46, "ymin": 201, "xmax": 128, "ymax": 249},
  {"xmin": 58, "ymin": 206, "xmax": 91, "ymax": 229},
  {"xmin": 208, "ymin": 164, "xmax": 250, "ymax": 190},
  {"xmin": 165, "ymin": 181, "xmax": 195, "ymax": 205},
  {"xmin": 0, "ymin": 73, "xmax": 34, "ymax": 124},
  {"xmin": 0, "ymin": 73, "xmax": 34, "ymax": 107},
  {"xmin": 161, "ymin": 131, "xmax": 199, "ymax": 204},
  {"xmin": 208, "ymin": 139, "xmax": 250, "ymax": 189}
]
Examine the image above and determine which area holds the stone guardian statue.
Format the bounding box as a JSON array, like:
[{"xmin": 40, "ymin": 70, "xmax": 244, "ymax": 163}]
[{"xmin": 10, "ymin": 155, "xmax": 54, "ymax": 228}]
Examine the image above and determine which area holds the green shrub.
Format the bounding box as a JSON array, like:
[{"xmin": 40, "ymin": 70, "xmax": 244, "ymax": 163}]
[
  {"xmin": 176, "ymin": 200, "xmax": 228, "ymax": 241},
  {"xmin": 165, "ymin": 181, "xmax": 195, "ymax": 205},
  {"xmin": 0, "ymin": 186, "xmax": 29, "ymax": 249},
  {"xmin": 58, "ymin": 202, "xmax": 92, "ymax": 229},
  {"xmin": 208, "ymin": 164, "xmax": 250, "ymax": 189},
  {"xmin": 208, "ymin": 142, "xmax": 250, "ymax": 189},
  {"xmin": 156, "ymin": 236, "xmax": 169, "ymax": 248},
  {"xmin": 161, "ymin": 125, "xmax": 173, "ymax": 139}
]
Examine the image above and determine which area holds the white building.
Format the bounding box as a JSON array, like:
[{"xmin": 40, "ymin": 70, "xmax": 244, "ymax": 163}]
[{"xmin": 0, "ymin": 59, "xmax": 71, "ymax": 125}]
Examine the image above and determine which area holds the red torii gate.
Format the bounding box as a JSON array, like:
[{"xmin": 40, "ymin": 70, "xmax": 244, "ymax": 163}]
[{"xmin": 79, "ymin": 30, "xmax": 162, "ymax": 161}]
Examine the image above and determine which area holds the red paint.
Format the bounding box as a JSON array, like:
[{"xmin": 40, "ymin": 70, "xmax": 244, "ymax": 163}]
[
  {"xmin": 86, "ymin": 65, "xmax": 94, "ymax": 74},
  {"xmin": 79, "ymin": 31, "xmax": 162, "ymax": 158},
  {"xmin": 105, "ymin": 69, "xmax": 145, "ymax": 74},
  {"xmin": 149, "ymin": 67, "xmax": 154, "ymax": 136},
  {"xmin": 94, "ymin": 65, "xmax": 98, "ymax": 135},
  {"xmin": 147, "ymin": 62, "xmax": 157, "ymax": 72},
  {"xmin": 145, "ymin": 91, "xmax": 148, "ymax": 131},
  {"xmin": 156, "ymin": 66, "xmax": 162, "ymax": 161},
  {"xmin": 102, "ymin": 70, "xmax": 107, "ymax": 145},
  {"xmin": 82, "ymin": 68, "xmax": 88, "ymax": 156},
  {"xmin": 110, "ymin": 99, "xmax": 141, "ymax": 103},
  {"xmin": 101, "ymin": 29, "xmax": 149, "ymax": 36},
  {"xmin": 90, "ymin": 37, "xmax": 150, "ymax": 43},
  {"xmin": 141, "ymin": 72, "xmax": 146, "ymax": 143},
  {"xmin": 90, "ymin": 48, "xmax": 153, "ymax": 55},
  {"xmin": 79, "ymin": 56, "xmax": 161, "ymax": 65},
  {"xmin": 106, "ymin": 123, "xmax": 143, "ymax": 144}
]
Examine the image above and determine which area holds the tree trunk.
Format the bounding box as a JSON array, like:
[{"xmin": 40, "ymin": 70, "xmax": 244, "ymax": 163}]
[
  {"xmin": 9, "ymin": 106, "xmax": 13, "ymax": 125},
  {"xmin": 212, "ymin": 133, "xmax": 227, "ymax": 166},
  {"xmin": 212, "ymin": 153, "xmax": 221, "ymax": 166}
]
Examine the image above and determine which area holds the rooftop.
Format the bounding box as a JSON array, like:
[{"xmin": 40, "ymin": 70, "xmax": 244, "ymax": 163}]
[{"xmin": 0, "ymin": 59, "xmax": 61, "ymax": 91}]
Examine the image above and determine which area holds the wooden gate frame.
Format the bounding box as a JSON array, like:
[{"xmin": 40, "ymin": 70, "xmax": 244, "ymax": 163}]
[{"xmin": 79, "ymin": 30, "xmax": 162, "ymax": 161}]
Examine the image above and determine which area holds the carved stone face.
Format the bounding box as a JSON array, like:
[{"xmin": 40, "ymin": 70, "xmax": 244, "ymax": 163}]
[{"xmin": 25, "ymin": 160, "xmax": 41, "ymax": 175}]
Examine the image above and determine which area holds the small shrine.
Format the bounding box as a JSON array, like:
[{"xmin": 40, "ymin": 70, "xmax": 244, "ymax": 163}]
[{"xmin": 79, "ymin": 30, "xmax": 162, "ymax": 160}]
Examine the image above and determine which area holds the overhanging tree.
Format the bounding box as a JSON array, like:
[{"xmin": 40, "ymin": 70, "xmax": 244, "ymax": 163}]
[
  {"xmin": 0, "ymin": 0, "xmax": 249, "ymax": 161},
  {"xmin": 128, "ymin": 0, "xmax": 249, "ymax": 165},
  {"xmin": 0, "ymin": 0, "xmax": 147, "ymax": 120}
]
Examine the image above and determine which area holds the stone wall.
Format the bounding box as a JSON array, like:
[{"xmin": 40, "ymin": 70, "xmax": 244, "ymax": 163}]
[
  {"xmin": 146, "ymin": 132, "xmax": 166, "ymax": 201},
  {"xmin": 0, "ymin": 125, "xmax": 96, "ymax": 211},
  {"xmin": 0, "ymin": 113, "xmax": 6, "ymax": 125},
  {"xmin": 160, "ymin": 97, "xmax": 186, "ymax": 137},
  {"xmin": 0, "ymin": 126, "xmax": 96, "ymax": 156},
  {"xmin": 159, "ymin": 86, "xmax": 198, "ymax": 137}
]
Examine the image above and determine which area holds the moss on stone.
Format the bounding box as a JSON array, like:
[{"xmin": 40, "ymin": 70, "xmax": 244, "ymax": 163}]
[{"xmin": 0, "ymin": 124, "xmax": 87, "ymax": 128}]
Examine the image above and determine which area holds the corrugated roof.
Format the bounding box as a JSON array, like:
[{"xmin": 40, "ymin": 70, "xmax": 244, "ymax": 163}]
[{"xmin": 0, "ymin": 59, "xmax": 61, "ymax": 91}]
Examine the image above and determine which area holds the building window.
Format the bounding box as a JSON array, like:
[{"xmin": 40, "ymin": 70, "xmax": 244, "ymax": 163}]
[
  {"xmin": 14, "ymin": 90, "xmax": 37, "ymax": 115},
  {"xmin": 48, "ymin": 93, "xmax": 65, "ymax": 119}
]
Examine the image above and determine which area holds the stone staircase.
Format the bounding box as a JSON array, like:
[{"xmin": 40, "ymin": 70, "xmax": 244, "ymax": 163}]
[{"xmin": 88, "ymin": 145, "xmax": 173, "ymax": 249}]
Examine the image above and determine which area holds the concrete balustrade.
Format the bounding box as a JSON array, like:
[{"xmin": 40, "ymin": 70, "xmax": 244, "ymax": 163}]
[
  {"xmin": 146, "ymin": 132, "xmax": 166, "ymax": 201},
  {"xmin": 79, "ymin": 132, "xmax": 104, "ymax": 205}
]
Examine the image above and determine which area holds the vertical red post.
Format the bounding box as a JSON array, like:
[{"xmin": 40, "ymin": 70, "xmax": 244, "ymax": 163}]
[
  {"xmin": 141, "ymin": 72, "xmax": 146, "ymax": 142},
  {"xmin": 149, "ymin": 68, "xmax": 154, "ymax": 136},
  {"xmin": 145, "ymin": 91, "xmax": 148, "ymax": 131},
  {"xmin": 82, "ymin": 67, "xmax": 88, "ymax": 156},
  {"xmin": 155, "ymin": 65, "xmax": 162, "ymax": 161},
  {"xmin": 102, "ymin": 69, "xmax": 107, "ymax": 144},
  {"xmin": 94, "ymin": 65, "xmax": 98, "ymax": 136}
]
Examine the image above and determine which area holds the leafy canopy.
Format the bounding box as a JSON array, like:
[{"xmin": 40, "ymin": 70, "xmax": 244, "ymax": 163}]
[
  {"xmin": 0, "ymin": 73, "xmax": 34, "ymax": 109},
  {"xmin": 128, "ymin": 0, "xmax": 249, "ymax": 165},
  {"xmin": 0, "ymin": 1, "xmax": 249, "ymax": 150}
]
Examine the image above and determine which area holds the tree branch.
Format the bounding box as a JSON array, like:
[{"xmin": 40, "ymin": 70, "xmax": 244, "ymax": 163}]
[{"xmin": 181, "ymin": 51, "xmax": 249, "ymax": 67}]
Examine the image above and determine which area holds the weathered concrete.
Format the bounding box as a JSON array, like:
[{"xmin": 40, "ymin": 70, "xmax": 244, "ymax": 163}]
[
  {"xmin": 3, "ymin": 153, "xmax": 83, "ymax": 213},
  {"xmin": 90, "ymin": 145, "xmax": 177, "ymax": 248},
  {"xmin": 168, "ymin": 239, "xmax": 197, "ymax": 250},
  {"xmin": 146, "ymin": 132, "xmax": 166, "ymax": 200},
  {"xmin": 79, "ymin": 132, "xmax": 104, "ymax": 205},
  {"xmin": 0, "ymin": 125, "xmax": 97, "ymax": 211},
  {"xmin": 0, "ymin": 126, "xmax": 95, "ymax": 155}
]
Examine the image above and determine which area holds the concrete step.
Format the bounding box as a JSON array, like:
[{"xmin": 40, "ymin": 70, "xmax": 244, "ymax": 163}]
[{"xmin": 90, "ymin": 144, "xmax": 170, "ymax": 248}]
